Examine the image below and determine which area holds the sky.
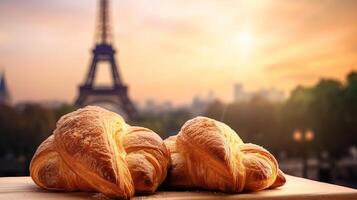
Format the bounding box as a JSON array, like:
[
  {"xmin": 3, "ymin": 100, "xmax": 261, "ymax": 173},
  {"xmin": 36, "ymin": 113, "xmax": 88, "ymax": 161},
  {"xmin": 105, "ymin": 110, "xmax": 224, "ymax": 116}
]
[{"xmin": 0, "ymin": 0, "xmax": 357, "ymax": 106}]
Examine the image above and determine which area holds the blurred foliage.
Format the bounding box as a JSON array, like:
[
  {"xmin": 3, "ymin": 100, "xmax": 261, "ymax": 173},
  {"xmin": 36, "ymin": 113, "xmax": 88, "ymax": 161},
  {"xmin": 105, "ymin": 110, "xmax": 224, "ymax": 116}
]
[
  {"xmin": 205, "ymin": 71, "xmax": 357, "ymax": 158},
  {"xmin": 205, "ymin": 97, "xmax": 283, "ymax": 154},
  {"xmin": 132, "ymin": 109, "xmax": 191, "ymax": 138},
  {"xmin": 0, "ymin": 103, "xmax": 77, "ymax": 172}
]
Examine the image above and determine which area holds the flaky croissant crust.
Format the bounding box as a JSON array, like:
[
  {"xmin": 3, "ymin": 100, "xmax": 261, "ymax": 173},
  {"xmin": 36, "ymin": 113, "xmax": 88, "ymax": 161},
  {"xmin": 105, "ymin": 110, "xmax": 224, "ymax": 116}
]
[
  {"xmin": 164, "ymin": 116, "xmax": 286, "ymax": 193},
  {"xmin": 30, "ymin": 106, "xmax": 170, "ymax": 198}
]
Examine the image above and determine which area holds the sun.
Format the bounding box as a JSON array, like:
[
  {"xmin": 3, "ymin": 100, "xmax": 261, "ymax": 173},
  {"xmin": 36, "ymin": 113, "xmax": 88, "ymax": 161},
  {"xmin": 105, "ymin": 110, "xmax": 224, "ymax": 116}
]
[
  {"xmin": 230, "ymin": 31, "xmax": 256, "ymax": 59},
  {"xmin": 227, "ymin": 31, "xmax": 256, "ymax": 63},
  {"xmin": 234, "ymin": 31, "xmax": 254, "ymax": 49}
]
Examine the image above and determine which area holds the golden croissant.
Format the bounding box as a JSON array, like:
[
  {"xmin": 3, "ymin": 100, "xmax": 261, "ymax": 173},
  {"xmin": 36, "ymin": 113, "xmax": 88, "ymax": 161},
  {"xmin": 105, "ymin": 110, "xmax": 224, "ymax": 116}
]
[
  {"xmin": 30, "ymin": 106, "xmax": 170, "ymax": 199},
  {"xmin": 164, "ymin": 116, "xmax": 286, "ymax": 192}
]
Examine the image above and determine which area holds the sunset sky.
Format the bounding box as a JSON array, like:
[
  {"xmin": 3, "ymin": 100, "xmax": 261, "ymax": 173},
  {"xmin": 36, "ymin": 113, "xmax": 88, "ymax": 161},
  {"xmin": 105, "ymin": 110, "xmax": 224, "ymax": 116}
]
[{"xmin": 1, "ymin": 0, "xmax": 357, "ymax": 106}]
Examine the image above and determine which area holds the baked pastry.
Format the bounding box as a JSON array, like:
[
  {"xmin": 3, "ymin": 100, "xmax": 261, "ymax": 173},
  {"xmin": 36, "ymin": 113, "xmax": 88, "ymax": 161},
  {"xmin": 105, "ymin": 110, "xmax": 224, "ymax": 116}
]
[
  {"xmin": 164, "ymin": 116, "xmax": 286, "ymax": 192},
  {"xmin": 30, "ymin": 106, "xmax": 170, "ymax": 198}
]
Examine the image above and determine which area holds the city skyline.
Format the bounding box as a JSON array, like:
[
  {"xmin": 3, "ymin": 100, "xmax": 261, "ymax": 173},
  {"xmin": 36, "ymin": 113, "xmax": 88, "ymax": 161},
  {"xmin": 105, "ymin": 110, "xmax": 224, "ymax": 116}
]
[{"xmin": 1, "ymin": 0, "xmax": 357, "ymax": 105}]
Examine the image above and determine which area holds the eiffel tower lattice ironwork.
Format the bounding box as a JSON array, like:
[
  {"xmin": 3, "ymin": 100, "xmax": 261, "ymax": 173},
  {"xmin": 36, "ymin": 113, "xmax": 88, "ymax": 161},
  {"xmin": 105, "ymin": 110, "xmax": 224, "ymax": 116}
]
[{"xmin": 75, "ymin": 0, "xmax": 136, "ymax": 119}]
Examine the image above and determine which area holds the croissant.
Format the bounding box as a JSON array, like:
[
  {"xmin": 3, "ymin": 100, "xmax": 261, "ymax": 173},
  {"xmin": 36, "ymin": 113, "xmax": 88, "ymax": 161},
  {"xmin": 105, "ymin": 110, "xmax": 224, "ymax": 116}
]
[
  {"xmin": 164, "ymin": 116, "xmax": 286, "ymax": 192},
  {"xmin": 30, "ymin": 106, "xmax": 170, "ymax": 198}
]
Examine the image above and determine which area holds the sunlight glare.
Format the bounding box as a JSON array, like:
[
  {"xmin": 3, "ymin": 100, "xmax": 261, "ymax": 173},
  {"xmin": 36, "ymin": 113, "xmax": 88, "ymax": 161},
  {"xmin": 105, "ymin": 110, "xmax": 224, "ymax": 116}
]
[
  {"xmin": 235, "ymin": 31, "xmax": 254, "ymax": 49},
  {"xmin": 230, "ymin": 31, "xmax": 256, "ymax": 61}
]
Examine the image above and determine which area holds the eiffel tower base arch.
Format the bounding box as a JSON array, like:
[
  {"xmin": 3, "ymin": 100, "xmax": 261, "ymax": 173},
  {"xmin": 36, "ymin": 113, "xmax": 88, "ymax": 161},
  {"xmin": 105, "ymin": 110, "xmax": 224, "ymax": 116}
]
[{"xmin": 75, "ymin": 85, "xmax": 137, "ymax": 120}]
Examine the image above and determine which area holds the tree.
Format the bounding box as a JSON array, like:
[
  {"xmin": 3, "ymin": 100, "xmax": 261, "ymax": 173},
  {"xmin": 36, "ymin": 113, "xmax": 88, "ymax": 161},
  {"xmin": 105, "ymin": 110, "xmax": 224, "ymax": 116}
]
[{"xmin": 342, "ymin": 71, "xmax": 357, "ymax": 148}]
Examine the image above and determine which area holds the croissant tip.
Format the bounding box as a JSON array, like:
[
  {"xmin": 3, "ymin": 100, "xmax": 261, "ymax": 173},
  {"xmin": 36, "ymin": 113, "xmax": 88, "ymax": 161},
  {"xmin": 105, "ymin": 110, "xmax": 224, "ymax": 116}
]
[{"xmin": 269, "ymin": 169, "xmax": 287, "ymax": 189}]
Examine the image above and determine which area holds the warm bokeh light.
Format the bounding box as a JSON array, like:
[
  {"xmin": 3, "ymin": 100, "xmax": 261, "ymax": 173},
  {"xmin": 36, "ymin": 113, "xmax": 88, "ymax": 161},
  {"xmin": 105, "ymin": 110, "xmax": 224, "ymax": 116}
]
[
  {"xmin": 293, "ymin": 130, "xmax": 303, "ymax": 142},
  {"xmin": 305, "ymin": 130, "xmax": 315, "ymax": 142}
]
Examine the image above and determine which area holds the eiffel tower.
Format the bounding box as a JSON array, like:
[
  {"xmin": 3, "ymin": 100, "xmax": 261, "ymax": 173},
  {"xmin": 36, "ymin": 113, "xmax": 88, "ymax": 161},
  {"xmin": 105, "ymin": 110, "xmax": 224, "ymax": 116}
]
[{"xmin": 75, "ymin": 0, "xmax": 137, "ymax": 120}]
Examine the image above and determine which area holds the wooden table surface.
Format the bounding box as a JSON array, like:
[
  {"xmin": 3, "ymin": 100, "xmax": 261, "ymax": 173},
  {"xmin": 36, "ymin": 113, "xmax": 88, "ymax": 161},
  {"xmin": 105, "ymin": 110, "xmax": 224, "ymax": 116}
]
[{"xmin": 0, "ymin": 175, "xmax": 356, "ymax": 200}]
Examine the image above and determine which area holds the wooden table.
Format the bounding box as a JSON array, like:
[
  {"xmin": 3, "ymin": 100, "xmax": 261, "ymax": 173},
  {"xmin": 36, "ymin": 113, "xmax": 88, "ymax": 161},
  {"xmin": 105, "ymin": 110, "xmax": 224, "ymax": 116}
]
[{"xmin": 0, "ymin": 175, "xmax": 356, "ymax": 200}]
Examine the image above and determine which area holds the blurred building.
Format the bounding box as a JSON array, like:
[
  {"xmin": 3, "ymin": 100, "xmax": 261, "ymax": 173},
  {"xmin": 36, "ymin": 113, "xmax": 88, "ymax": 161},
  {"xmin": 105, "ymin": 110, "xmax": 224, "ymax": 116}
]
[
  {"xmin": 0, "ymin": 71, "xmax": 11, "ymax": 105},
  {"xmin": 233, "ymin": 83, "xmax": 251, "ymax": 102},
  {"xmin": 256, "ymin": 88, "xmax": 285, "ymax": 102},
  {"xmin": 142, "ymin": 99, "xmax": 173, "ymax": 114},
  {"xmin": 190, "ymin": 96, "xmax": 210, "ymax": 116},
  {"xmin": 189, "ymin": 92, "xmax": 216, "ymax": 116},
  {"xmin": 233, "ymin": 83, "xmax": 285, "ymax": 103}
]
